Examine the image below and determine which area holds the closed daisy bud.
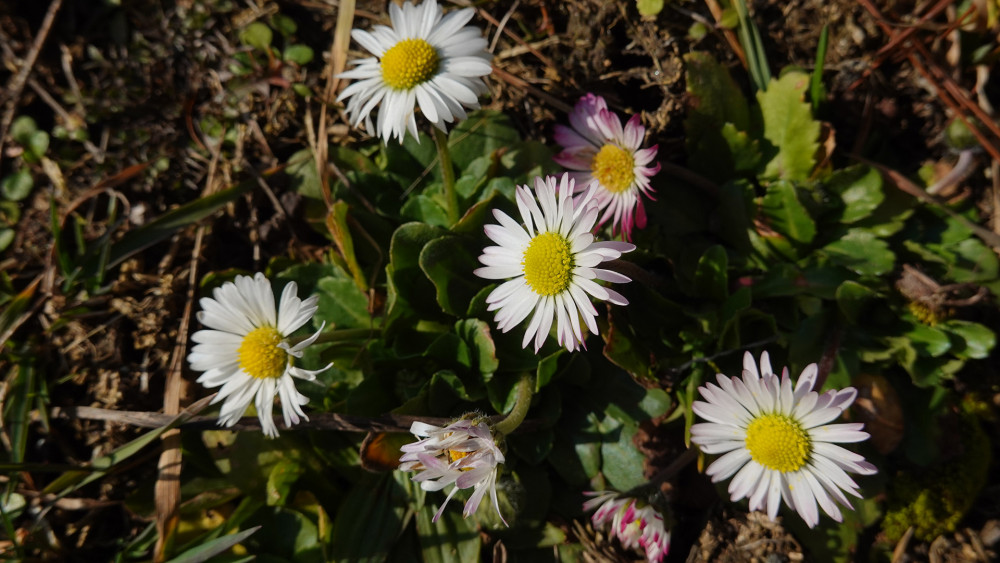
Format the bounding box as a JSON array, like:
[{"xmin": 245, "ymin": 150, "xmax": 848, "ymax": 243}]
[
  {"xmin": 584, "ymin": 491, "xmax": 671, "ymax": 563},
  {"xmin": 187, "ymin": 273, "xmax": 331, "ymax": 438}
]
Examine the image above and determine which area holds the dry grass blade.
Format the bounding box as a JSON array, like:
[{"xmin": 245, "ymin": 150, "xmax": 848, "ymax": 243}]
[{"xmin": 153, "ymin": 140, "xmax": 220, "ymax": 561}]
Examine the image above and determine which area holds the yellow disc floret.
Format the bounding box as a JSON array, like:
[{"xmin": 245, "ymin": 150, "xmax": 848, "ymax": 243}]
[
  {"xmin": 522, "ymin": 232, "xmax": 574, "ymax": 296},
  {"xmin": 744, "ymin": 414, "xmax": 812, "ymax": 473},
  {"xmin": 380, "ymin": 38, "xmax": 440, "ymax": 90},
  {"xmin": 591, "ymin": 144, "xmax": 635, "ymax": 193},
  {"xmin": 238, "ymin": 326, "xmax": 289, "ymax": 379}
]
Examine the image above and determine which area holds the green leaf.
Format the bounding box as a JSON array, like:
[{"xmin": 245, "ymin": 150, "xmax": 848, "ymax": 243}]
[
  {"xmin": 401, "ymin": 194, "xmax": 450, "ymax": 227},
  {"xmin": 103, "ymin": 180, "xmax": 254, "ymax": 271},
  {"xmin": 9, "ymin": 116, "xmax": 37, "ymax": 145},
  {"xmin": 720, "ymin": 122, "xmax": 762, "ymax": 173},
  {"xmin": 284, "ymin": 44, "xmax": 314, "ymax": 65},
  {"xmin": 757, "ymin": 71, "xmax": 820, "ymax": 181},
  {"xmin": 418, "ymin": 235, "xmax": 481, "ymax": 316},
  {"xmin": 246, "ymin": 507, "xmax": 323, "ymax": 563},
  {"xmin": 0, "ymin": 229, "xmax": 13, "ymax": 252},
  {"xmin": 287, "ymin": 149, "xmax": 322, "ymax": 199},
  {"xmin": 823, "ymin": 230, "xmax": 895, "ymax": 276},
  {"xmin": 266, "ymin": 459, "xmax": 303, "ymax": 507},
  {"xmin": 941, "ymin": 320, "xmax": 995, "ymax": 359},
  {"xmin": 499, "ymin": 140, "xmax": 560, "ymax": 183},
  {"xmin": 164, "ymin": 526, "xmax": 261, "ymax": 563},
  {"xmin": 415, "ymin": 500, "xmax": 480, "ymax": 563},
  {"xmin": 759, "ymin": 180, "xmax": 816, "ymax": 244},
  {"xmin": 694, "ymin": 245, "xmax": 728, "ymax": 301},
  {"xmin": 386, "ymin": 223, "xmax": 448, "ymax": 330},
  {"xmin": 315, "ymin": 274, "xmax": 373, "ymax": 329},
  {"xmin": 271, "ymin": 13, "xmax": 297, "ymax": 36},
  {"xmin": 903, "ymin": 322, "xmax": 951, "ymax": 358},
  {"xmin": 326, "ymin": 200, "xmax": 367, "ymax": 291},
  {"xmin": 425, "ymin": 333, "xmax": 472, "ymax": 371},
  {"xmin": 826, "ymin": 165, "xmax": 884, "ymax": 223},
  {"xmin": 448, "ymin": 110, "xmax": 521, "ymax": 171},
  {"xmin": 602, "ymin": 317, "xmax": 651, "ymax": 380},
  {"xmin": 835, "ymin": 280, "xmax": 877, "ymax": 324},
  {"xmin": 683, "ymin": 52, "xmax": 750, "ymax": 131},
  {"xmin": 508, "ymin": 428, "xmax": 554, "ymax": 466},
  {"xmin": 598, "ymin": 416, "xmax": 646, "ymax": 492},
  {"xmin": 683, "ymin": 52, "xmax": 751, "ymax": 181},
  {"xmin": 329, "ymin": 473, "xmax": 410, "ymax": 563},
  {"xmin": 535, "ymin": 350, "xmax": 564, "ymax": 390},
  {"xmin": 455, "ymin": 318, "xmax": 499, "ymax": 375},
  {"xmin": 240, "ymin": 21, "xmax": 273, "ymax": 50},
  {"xmin": 1, "ymin": 169, "xmax": 33, "ymax": 201},
  {"xmin": 26, "ymin": 130, "xmax": 49, "ymax": 161},
  {"xmin": 636, "ymin": 0, "xmax": 664, "ymax": 17}
]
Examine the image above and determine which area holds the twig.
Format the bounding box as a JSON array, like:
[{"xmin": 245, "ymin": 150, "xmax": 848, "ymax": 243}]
[
  {"xmin": 0, "ymin": 0, "xmax": 64, "ymax": 169},
  {"xmin": 26, "ymin": 78, "xmax": 103, "ymax": 160},
  {"xmin": 48, "ymin": 406, "xmax": 512, "ymax": 433}
]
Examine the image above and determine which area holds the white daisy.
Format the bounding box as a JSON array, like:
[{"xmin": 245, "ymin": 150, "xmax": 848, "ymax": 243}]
[
  {"xmin": 553, "ymin": 93, "xmax": 660, "ymax": 241},
  {"xmin": 584, "ymin": 491, "xmax": 671, "ymax": 562},
  {"xmin": 337, "ymin": 0, "xmax": 492, "ymax": 143},
  {"xmin": 399, "ymin": 419, "xmax": 507, "ymax": 525},
  {"xmin": 187, "ymin": 273, "xmax": 331, "ymax": 438},
  {"xmin": 689, "ymin": 351, "xmax": 877, "ymax": 528},
  {"xmin": 473, "ymin": 173, "xmax": 635, "ymax": 352}
]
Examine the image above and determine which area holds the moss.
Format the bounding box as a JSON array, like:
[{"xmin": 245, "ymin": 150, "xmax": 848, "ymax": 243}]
[{"xmin": 881, "ymin": 410, "xmax": 991, "ymax": 542}]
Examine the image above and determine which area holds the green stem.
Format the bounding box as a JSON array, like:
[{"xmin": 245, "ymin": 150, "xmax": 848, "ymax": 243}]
[
  {"xmin": 290, "ymin": 328, "xmax": 379, "ymax": 346},
  {"xmin": 493, "ymin": 374, "xmax": 534, "ymax": 436},
  {"xmin": 432, "ymin": 127, "xmax": 459, "ymax": 225}
]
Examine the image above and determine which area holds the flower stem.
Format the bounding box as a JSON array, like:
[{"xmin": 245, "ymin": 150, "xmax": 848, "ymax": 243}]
[
  {"xmin": 494, "ymin": 374, "xmax": 534, "ymax": 436},
  {"xmin": 432, "ymin": 127, "xmax": 459, "ymax": 225},
  {"xmin": 292, "ymin": 328, "xmax": 379, "ymax": 346}
]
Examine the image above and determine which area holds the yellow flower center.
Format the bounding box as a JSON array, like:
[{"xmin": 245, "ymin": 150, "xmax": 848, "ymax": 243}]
[
  {"xmin": 744, "ymin": 414, "xmax": 812, "ymax": 473},
  {"xmin": 447, "ymin": 449, "xmax": 476, "ymax": 470},
  {"xmin": 238, "ymin": 326, "xmax": 289, "ymax": 380},
  {"xmin": 380, "ymin": 38, "xmax": 439, "ymax": 90},
  {"xmin": 591, "ymin": 144, "xmax": 635, "ymax": 193},
  {"xmin": 522, "ymin": 232, "xmax": 574, "ymax": 296}
]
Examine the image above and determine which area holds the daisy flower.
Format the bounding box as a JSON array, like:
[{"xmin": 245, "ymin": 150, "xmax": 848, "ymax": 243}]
[
  {"xmin": 399, "ymin": 419, "xmax": 507, "ymax": 525},
  {"xmin": 187, "ymin": 273, "xmax": 331, "ymax": 438},
  {"xmin": 553, "ymin": 93, "xmax": 660, "ymax": 241},
  {"xmin": 473, "ymin": 173, "xmax": 635, "ymax": 352},
  {"xmin": 689, "ymin": 351, "xmax": 877, "ymax": 528},
  {"xmin": 584, "ymin": 491, "xmax": 671, "ymax": 563},
  {"xmin": 337, "ymin": 0, "xmax": 492, "ymax": 143}
]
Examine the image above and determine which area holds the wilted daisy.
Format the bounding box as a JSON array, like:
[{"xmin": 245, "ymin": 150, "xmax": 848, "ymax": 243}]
[
  {"xmin": 690, "ymin": 351, "xmax": 877, "ymax": 528},
  {"xmin": 474, "ymin": 173, "xmax": 635, "ymax": 352},
  {"xmin": 584, "ymin": 491, "xmax": 671, "ymax": 563},
  {"xmin": 187, "ymin": 273, "xmax": 331, "ymax": 438},
  {"xmin": 337, "ymin": 0, "xmax": 492, "ymax": 143},
  {"xmin": 553, "ymin": 93, "xmax": 660, "ymax": 241},
  {"xmin": 399, "ymin": 419, "xmax": 506, "ymax": 524}
]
